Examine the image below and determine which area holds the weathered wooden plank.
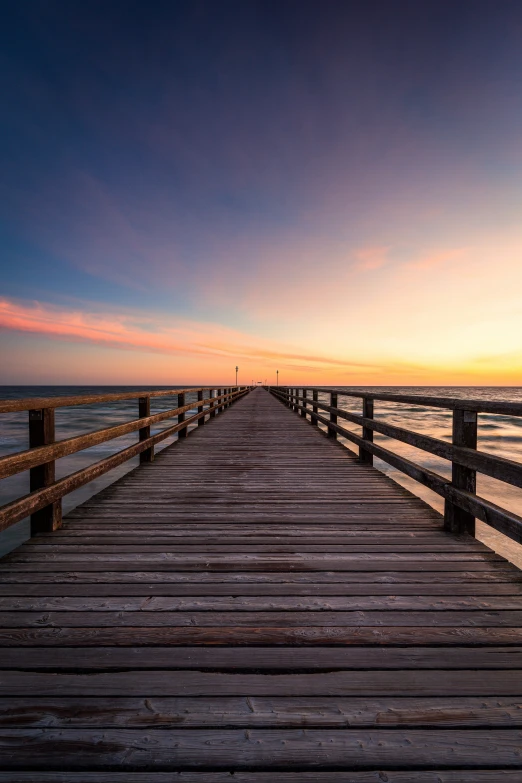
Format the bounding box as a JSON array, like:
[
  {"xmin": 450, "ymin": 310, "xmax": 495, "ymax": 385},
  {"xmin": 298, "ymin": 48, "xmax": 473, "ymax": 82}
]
[
  {"xmin": 0, "ymin": 728, "xmax": 521, "ymax": 768},
  {"xmin": 1, "ymin": 626, "xmax": 522, "ymax": 645},
  {"xmin": 0, "ymin": 773, "xmax": 520, "ymax": 782},
  {"xmin": 32, "ymin": 528, "xmax": 459, "ymax": 537},
  {"xmin": 1, "ymin": 696, "xmax": 521, "ymax": 728},
  {"xmin": 1, "ymin": 582, "xmax": 520, "ymax": 596},
  {"xmin": 3, "ymin": 595, "xmax": 522, "ymax": 611},
  {"xmin": 5, "ymin": 553, "xmax": 504, "ymax": 567},
  {"xmin": 0, "ymin": 645, "xmax": 520, "ymax": 670},
  {"xmin": 0, "ymin": 569, "xmax": 517, "ymax": 583},
  {"xmin": 2, "ymin": 609, "xmax": 522, "ymax": 627},
  {"xmin": 1, "ymin": 560, "xmax": 510, "ymax": 573},
  {"xmin": 21, "ymin": 536, "xmax": 492, "ymax": 562},
  {"xmin": 2, "ymin": 669, "xmax": 522, "ymax": 696}
]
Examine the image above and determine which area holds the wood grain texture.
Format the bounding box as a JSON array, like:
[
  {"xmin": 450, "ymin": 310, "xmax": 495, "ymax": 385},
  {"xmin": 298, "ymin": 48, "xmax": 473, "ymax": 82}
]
[
  {"xmin": 1, "ymin": 728, "xmax": 522, "ymax": 768},
  {"xmin": 0, "ymin": 773, "xmax": 520, "ymax": 783},
  {"xmin": 2, "ymin": 695, "xmax": 522, "ymax": 728},
  {"xmin": 0, "ymin": 387, "xmax": 521, "ymax": 774}
]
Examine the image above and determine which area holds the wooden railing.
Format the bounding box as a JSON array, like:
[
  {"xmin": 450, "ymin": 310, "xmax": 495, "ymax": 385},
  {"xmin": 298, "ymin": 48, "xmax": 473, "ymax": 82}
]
[
  {"xmin": 0, "ymin": 386, "xmax": 250, "ymax": 535},
  {"xmin": 268, "ymin": 385, "xmax": 522, "ymax": 546}
]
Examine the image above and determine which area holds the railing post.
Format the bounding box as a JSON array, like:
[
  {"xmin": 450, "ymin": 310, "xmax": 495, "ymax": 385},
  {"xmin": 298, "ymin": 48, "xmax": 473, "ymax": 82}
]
[
  {"xmin": 210, "ymin": 390, "xmax": 216, "ymax": 418},
  {"xmin": 328, "ymin": 391, "xmax": 338, "ymax": 438},
  {"xmin": 217, "ymin": 388, "xmax": 222, "ymax": 413},
  {"xmin": 177, "ymin": 392, "xmax": 187, "ymax": 438},
  {"xmin": 29, "ymin": 408, "xmax": 62, "ymax": 534},
  {"xmin": 311, "ymin": 390, "xmax": 318, "ymax": 425},
  {"xmin": 293, "ymin": 388, "xmax": 298, "ymax": 412},
  {"xmin": 139, "ymin": 396, "xmax": 154, "ymax": 463},
  {"xmin": 359, "ymin": 397, "xmax": 374, "ymax": 465},
  {"xmin": 198, "ymin": 390, "xmax": 205, "ymax": 426},
  {"xmin": 301, "ymin": 388, "xmax": 307, "ymax": 418},
  {"xmin": 444, "ymin": 409, "xmax": 477, "ymax": 535}
]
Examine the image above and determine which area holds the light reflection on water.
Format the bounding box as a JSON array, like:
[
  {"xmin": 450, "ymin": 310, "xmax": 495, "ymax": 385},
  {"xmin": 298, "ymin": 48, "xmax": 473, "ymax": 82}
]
[{"xmin": 1, "ymin": 385, "xmax": 522, "ymax": 569}]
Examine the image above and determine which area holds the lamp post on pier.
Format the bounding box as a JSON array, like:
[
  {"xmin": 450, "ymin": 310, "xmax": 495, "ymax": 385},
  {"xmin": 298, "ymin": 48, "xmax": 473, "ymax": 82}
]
[
  {"xmin": 235, "ymin": 366, "xmax": 238, "ymax": 386},
  {"xmin": 276, "ymin": 370, "xmax": 279, "ymax": 386}
]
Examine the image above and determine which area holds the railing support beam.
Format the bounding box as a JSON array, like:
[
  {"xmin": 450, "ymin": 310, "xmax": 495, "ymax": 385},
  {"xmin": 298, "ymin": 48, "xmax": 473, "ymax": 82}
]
[
  {"xmin": 360, "ymin": 398, "xmax": 374, "ymax": 465},
  {"xmin": 139, "ymin": 397, "xmax": 154, "ymax": 463},
  {"xmin": 311, "ymin": 390, "xmax": 318, "ymax": 425},
  {"xmin": 177, "ymin": 392, "xmax": 187, "ymax": 438},
  {"xmin": 328, "ymin": 392, "xmax": 337, "ymax": 439},
  {"xmin": 29, "ymin": 408, "xmax": 62, "ymax": 534},
  {"xmin": 444, "ymin": 409, "xmax": 477, "ymax": 535},
  {"xmin": 197, "ymin": 390, "xmax": 205, "ymax": 426}
]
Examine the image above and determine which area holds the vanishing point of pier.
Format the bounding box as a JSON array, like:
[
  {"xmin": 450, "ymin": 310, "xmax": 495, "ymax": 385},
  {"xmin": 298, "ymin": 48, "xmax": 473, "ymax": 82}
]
[{"xmin": 0, "ymin": 385, "xmax": 522, "ymax": 779}]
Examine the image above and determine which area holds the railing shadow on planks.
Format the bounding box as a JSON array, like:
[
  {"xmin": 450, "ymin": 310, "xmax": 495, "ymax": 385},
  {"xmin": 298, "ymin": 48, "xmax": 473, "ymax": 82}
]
[
  {"xmin": 267, "ymin": 385, "xmax": 522, "ymax": 546},
  {"xmin": 0, "ymin": 386, "xmax": 251, "ymax": 537}
]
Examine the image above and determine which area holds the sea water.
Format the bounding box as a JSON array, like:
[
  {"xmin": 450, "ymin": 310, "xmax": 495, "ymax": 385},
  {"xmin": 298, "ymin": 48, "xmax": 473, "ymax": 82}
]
[{"xmin": 1, "ymin": 385, "xmax": 521, "ymax": 568}]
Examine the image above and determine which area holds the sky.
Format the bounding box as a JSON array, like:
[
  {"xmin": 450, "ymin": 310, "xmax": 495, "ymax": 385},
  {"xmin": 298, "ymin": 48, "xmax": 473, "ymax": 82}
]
[{"xmin": 1, "ymin": 0, "xmax": 522, "ymax": 386}]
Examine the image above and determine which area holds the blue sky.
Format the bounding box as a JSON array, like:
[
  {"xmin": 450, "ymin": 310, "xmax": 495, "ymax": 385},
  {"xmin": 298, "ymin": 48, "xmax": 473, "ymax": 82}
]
[{"xmin": 1, "ymin": 0, "xmax": 522, "ymax": 383}]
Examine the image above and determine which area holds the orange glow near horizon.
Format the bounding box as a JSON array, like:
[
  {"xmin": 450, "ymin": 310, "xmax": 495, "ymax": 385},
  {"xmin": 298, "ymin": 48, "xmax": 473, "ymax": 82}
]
[{"xmin": 1, "ymin": 288, "xmax": 521, "ymax": 387}]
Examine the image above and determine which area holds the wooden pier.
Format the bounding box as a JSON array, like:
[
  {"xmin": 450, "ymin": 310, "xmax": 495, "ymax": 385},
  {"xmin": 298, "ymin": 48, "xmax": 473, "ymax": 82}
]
[{"xmin": 1, "ymin": 386, "xmax": 522, "ymax": 779}]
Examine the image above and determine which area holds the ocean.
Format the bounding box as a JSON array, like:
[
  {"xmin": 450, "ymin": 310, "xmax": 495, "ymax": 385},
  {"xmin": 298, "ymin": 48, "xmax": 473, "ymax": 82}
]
[{"xmin": 1, "ymin": 385, "xmax": 521, "ymax": 568}]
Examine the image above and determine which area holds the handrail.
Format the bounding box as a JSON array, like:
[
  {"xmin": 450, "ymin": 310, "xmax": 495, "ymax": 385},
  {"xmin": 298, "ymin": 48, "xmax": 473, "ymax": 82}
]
[
  {"xmin": 309, "ymin": 387, "xmax": 522, "ymax": 416},
  {"xmin": 0, "ymin": 387, "xmax": 210, "ymax": 414},
  {"xmin": 293, "ymin": 394, "xmax": 522, "ymax": 489},
  {"xmin": 0, "ymin": 386, "xmax": 251, "ymax": 535},
  {"xmin": 267, "ymin": 385, "xmax": 522, "ymax": 546}
]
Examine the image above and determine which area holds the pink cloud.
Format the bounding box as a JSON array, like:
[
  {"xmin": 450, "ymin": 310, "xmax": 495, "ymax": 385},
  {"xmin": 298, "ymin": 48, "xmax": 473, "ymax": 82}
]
[
  {"xmin": 407, "ymin": 247, "xmax": 470, "ymax": 270},
  {"xmin": 353, "ymin": 246, "xmax": 390, "ymax": 270},
  {"xmin": 0, "ymin": 297, "xmax": 379, "ymax": 371}
]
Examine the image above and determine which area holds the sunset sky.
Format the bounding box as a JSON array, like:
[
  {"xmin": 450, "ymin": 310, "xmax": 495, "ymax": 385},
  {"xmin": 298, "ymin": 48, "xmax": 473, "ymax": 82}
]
[{"xmin": 1, "ymin": 0, "xmax": 522, "ymax": 385}]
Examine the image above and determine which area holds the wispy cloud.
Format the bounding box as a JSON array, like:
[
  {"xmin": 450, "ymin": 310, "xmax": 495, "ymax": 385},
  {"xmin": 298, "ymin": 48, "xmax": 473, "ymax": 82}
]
[
  {"xmin": 0, "ymin": 297, "xmax": 379, "ymax": 372},
  {"xmin": 407, "ymin": 247, "xmax": 470, "ymax": 270},
  {"xmin": 353, "ymin": 246, "xmax": 390, "ymax": 270}
]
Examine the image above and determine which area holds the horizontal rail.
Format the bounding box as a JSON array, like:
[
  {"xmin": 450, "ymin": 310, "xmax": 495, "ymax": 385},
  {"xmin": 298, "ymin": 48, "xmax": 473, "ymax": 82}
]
[
  {"xmin": 0, "ymin": 392, "xmax": 230, "ymax": 481},
  {"xmin": 291, "ymin": 393, "xmax": 522, "ymax": 491},
  {"xmin": 0, "ymin": 386, "xmax": 215, "ymax": 414},
  {"xmin": 268, "ymin": 385, "xmax": 522, "ymax": 547},
  {"xmin": 310, "ymin": 386, "xmax": 522, "ymax": 417},
  {"xmin": 0, "ymin": 386, "xmax": 250, "ymax": 534},
  {"xmin": 312, "ymin": 409, "xmax": 522, "ymax": 546}
]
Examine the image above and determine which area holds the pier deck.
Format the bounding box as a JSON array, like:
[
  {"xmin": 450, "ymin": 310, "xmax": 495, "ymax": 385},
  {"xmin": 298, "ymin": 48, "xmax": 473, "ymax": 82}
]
[{"xmin": 0, "ymin": 387, "xmax": 522, "ymax": 780}]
